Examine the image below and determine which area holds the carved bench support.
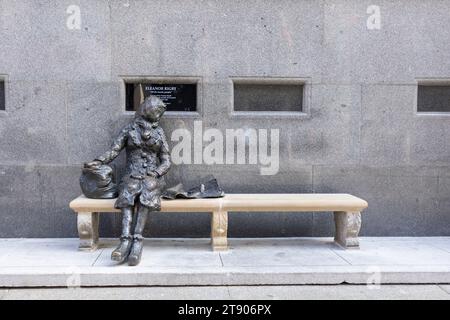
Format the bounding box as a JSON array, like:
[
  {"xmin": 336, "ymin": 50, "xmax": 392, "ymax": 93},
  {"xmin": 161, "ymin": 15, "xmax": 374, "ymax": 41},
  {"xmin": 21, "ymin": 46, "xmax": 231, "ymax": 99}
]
[
  {"xmin": 77, "ymin": 212, "xmax": 99, "ymax": 251},
  {"xmin": 211, "ymin": 210, "xmax": 228, "ymax": 251},
  {"xmin": 334, "ymin": 211, "xmax": 361, "ymax": 248}
]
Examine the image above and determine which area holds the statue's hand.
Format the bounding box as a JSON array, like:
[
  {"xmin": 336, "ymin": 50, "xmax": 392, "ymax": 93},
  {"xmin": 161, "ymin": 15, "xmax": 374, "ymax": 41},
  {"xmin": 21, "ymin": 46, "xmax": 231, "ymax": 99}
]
[
  {"xmin": 84, "ymin": 160, "xmax": 102, "ymax": 168},
  {"xmin": 146, "ymin": 171, "xmax": 159, "ymax": 178}
]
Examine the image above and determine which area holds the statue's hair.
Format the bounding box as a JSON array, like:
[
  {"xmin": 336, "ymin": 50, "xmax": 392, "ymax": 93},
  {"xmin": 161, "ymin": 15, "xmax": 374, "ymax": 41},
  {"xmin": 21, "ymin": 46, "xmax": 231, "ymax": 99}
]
[{"xmin": 135, "ymin": 95, "xmax": 166, "ymax": 119}]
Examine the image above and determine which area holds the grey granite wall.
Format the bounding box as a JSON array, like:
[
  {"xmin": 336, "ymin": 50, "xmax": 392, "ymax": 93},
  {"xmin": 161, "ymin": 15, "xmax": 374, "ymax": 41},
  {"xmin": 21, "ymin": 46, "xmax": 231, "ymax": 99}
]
[{"xmin": 0, "ymin": 0, "xmax": 449, "ymax": 238}]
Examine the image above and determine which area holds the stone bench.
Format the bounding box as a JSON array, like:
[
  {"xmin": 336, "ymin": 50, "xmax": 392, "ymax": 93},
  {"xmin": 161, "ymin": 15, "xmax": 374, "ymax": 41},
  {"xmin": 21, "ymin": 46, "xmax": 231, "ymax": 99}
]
[{"xmin": 69, "ymin": 194, "xmax": 368, "ymax": 251}]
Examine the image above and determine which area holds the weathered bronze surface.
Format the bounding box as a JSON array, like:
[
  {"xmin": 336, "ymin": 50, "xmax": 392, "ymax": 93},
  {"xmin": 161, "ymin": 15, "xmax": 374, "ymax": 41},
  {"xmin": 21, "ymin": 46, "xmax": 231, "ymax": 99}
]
[
  {"xmin": 162, "ymin": 177, "xmax": 225, "ymax": 199},
  {"xmin": 84, "ymin": 95, "xmax": 171, "ymax": 266},
  {"xmin": 80, "ymin": 163, "xmax": 118, "ymax": 199}
]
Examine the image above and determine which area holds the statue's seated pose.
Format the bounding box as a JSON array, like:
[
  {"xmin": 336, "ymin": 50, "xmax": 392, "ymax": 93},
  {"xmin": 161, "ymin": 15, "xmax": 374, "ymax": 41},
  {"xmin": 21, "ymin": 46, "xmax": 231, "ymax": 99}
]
[{"xmin": 85, "ymin": 95, "xmax": 171, "ymax": 266}]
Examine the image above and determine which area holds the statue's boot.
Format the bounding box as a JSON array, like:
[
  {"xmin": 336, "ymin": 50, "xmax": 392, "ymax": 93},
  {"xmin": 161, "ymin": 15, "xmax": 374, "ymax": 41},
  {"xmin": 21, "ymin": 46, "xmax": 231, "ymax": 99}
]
[
  {"xmin": 111, "ymin": 207, "xmax": 133, "ymax": 263},
  {"xmin": 111, "ymin": 235, "xmax": 133, "ymax": 263},
  {"xmin": 128, "ymin": 235, "xmax": 144, "ymax": 266}
]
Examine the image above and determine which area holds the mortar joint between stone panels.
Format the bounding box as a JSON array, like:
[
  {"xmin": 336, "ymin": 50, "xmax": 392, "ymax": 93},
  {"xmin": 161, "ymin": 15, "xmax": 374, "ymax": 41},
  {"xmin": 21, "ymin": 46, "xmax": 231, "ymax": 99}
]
[
  {"xmin": 437, "ymin": 174, "xmax": 440, "ymax": 194},
  {"xmin": 108, "ymin": 1, "xmax": 113, "ymax": 82},
  {"xmin": 219, "ymin": 253, "xmax": 225, "ymax": 267},
  {"xmin": 330, "ymin": 248, "xmax": 352, "ymax": 266},
  {"xmin": 91, "ymin": 248, "xmax": 103, "ymax": 267},
  {"xmin": 358, "ymin": 83, "xmax": 363, "ymax": 165},
  {"xmin": 65, "ymin": 80, "xmax": 69, "ymax": 165},
  {"xmin": 226, "ymin": 286, "xmax": 232, "ymax": 299},
  {"xmin": 437, "ymin": 285, "xmax": 450, "ymax": 296}
]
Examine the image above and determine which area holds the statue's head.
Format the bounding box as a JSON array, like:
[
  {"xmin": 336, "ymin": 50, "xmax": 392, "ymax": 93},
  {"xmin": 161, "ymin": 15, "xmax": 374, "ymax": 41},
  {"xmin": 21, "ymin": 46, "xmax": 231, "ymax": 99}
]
[{"xmin": 136, "ymin": 95, "xmax": 166, "ymax": 122}]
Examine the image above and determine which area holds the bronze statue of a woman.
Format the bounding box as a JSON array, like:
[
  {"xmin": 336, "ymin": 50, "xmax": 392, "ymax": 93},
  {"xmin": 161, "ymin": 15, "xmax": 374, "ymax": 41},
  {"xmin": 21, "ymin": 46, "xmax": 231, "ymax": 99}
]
[{"xmin": 85, "ymin": 95, "xmax": 171, "ymax": 266}]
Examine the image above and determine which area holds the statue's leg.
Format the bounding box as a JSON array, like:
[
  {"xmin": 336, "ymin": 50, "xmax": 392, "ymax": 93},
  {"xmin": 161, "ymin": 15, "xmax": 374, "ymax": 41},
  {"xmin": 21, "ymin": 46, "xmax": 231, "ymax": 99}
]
[
  {"xmin": 128, "ymin": 178, "xmax": 161, "ymax": 266},
  {"xmin": 128, "ymin": 205, "xmax": 148, "ymax": 266},
  {"xmin": 111, "ymin": 207, "xmax": 134, "ymax": 262}
]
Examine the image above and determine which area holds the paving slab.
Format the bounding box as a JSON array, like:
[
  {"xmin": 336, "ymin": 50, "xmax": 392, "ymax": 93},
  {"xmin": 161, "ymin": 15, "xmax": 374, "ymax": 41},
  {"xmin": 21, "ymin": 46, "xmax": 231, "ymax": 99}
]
[
  {"xmin": 1, "ymin": 285, "xmax": 449, "ymax": 300},
  {"xmin": 332, "ymin": 241, "xmax": 450, "ymax": 266},
  {"xmin": 221, "ymin": 238, "xmax": 349, "ymax": 267},
  {"xmin": 1, "ymin": 286, "xmax": 231, "ymax": 300},
  {"xmin": 0, "ymin": 289, "xmax": 9, "ymax": 299},
  {"xmin": 0, "ymin": 238, "xmax": 450, "ymax": 287},
  {"xmin": 0, "ymin": 239, "xmax": 102, "ymax": 267},
  {"xmin": 94, "ymin": 239, "xmax": 222, "ymax": 268},
  {"xmin": 439, "ymin": 285, "xmax": 450, "ymax": 294},
  {"xmin": 227, "ymin": 285, "xmax": 450, "ymax": 300},
  {"xmin": 423, "ymin": 238, "xmax": 450, "ymax": 254}
]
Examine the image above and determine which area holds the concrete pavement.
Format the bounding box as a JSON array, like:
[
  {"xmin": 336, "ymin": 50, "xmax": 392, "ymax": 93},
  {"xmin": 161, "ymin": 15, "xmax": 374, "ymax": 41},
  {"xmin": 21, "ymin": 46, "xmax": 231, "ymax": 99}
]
[
  {"xmin": 1, "ymin": 285, "xmax": 450, "ymax": 300},
  {"xmin": 1, "ymin": 237, "xmax": 450, "ymax": 287}
]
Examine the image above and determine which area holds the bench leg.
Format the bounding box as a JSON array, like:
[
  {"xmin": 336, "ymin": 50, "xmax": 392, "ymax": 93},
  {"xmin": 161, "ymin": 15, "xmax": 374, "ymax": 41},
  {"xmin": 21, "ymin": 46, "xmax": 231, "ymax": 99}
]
[
  {"xmin": 211, "ymin": 210, "xmax": 228, "ymax": 251},
  {"xmin": 77, "ymin": 212, "xmax": 99, "ymax": 251},
  {"xmin": 334, "ymin": 211, "xmax": 361, "ymax": 249}
]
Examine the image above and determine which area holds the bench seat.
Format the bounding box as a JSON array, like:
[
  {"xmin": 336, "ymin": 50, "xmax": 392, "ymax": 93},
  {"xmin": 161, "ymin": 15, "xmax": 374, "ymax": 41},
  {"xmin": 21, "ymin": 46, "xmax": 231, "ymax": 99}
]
[{"xmin": 69, "ymin": 194, "xmax": 368, "ymax": 251}]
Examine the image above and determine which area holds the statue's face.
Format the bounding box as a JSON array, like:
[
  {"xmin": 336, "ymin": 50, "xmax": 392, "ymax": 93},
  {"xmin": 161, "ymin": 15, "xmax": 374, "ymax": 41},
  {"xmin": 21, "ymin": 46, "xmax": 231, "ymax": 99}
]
[{"xmin": 138, "ymin": 96, "xmax": 166, "ymax": 122}]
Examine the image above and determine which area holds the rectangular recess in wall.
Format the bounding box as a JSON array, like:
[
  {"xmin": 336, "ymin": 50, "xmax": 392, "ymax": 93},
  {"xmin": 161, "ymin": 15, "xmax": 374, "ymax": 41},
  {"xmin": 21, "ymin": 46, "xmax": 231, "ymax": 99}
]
[
  {"xmin": 417, "ymin": 82, "xmax": 450, "ymax": 113},
  {"xmin": 124, "ymin": 81, "xmax": 197, "ymax": 112},
  {"xmin": 233, "ymin": 78, "xmax": 305, "ymax": 114},
  {"xmin": 0, "ymin": 80, "xmax": 5, "ymax": 111}
]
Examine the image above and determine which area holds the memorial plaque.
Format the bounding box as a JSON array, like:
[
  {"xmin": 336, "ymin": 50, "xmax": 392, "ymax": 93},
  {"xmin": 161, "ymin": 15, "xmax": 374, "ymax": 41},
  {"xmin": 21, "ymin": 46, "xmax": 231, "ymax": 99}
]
[{"xmin": 126, "ymin": 83, "xmax": 197, "ymax": 112}]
